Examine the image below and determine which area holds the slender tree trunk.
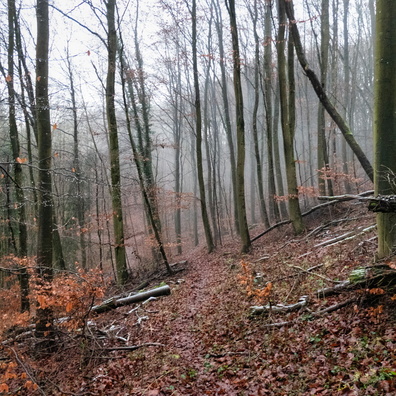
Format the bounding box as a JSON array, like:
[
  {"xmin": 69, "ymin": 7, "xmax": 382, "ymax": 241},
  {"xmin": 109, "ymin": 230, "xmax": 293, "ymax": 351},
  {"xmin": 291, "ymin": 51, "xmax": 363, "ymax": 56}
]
[
  {"xmin": 225, "ymin": 0, "xmax": 251, "ymax": 253},
  {"xmin": 263, "ymin": 0, "xmax": 281, "ymax": 223},
  {"xmin": 250, "ymin": 0, "xmax": 269, "ymax": 227},
  {"xmin": 214, "ymin": 0, "xmax": 239, "ymax": 234},
  {"xmin": 105, "ymin": 0, "xmax": 128, "ymax": 284},
  {"xmin": 66, "ymin": 52, "xmax": 86, "ymax": 269},
  {"xmin": 118, "ymin": 34, "xmax": 172, "ymax": 274},
  {"xmin": 374, "ymin": 0, "xmax": 396, "ymax": 258},
  {"xmin": 272, "ymin": 83, "xmax": 288, "ymax": 219},
  {"xmin": 317, "ymin": 0, "xmax": 333, "ymax": 196},
  {"xmin": 342, "ymin": 0, "xmax": 352, "ymax": 193},
  {"xmin": 5, "ymin": 0, "xmax": 29, "ymax": 312},
  {"xmin": 277, "ymin": 0, "xmax": 304, "ymax": 235},
  {"xmin": 192, "ymin": 0, "xmax": 215, "ymax": 253},
  {"xmin": 35, "ymin": 0, "xmax": 54, "ymax": 340}
]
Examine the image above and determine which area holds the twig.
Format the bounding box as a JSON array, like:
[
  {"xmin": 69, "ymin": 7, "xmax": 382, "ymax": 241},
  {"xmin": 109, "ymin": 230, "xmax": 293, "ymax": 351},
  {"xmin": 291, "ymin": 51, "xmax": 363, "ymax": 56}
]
[
  {"xmin": 8, "ymin": 347, "xmax": 45, "ymax": 396},
  {"xmin": 98, "ymin": 343, "xmax": 165, "ymax": 352},
  {"xmin": 48, "ymin": 379, "xmax": 95, "ymax": 396},
  {"xmin": 311, "ymin": 298, "xmax": 357, "ymax": 316},
  {"xmin": 288, "ymin": 265, "xmax": 342, "ymax": 284},
  {"xmin": 206, "ymin": 351, "xmax": 251, "ymax": 358},
  {"xmin": 264, "ymin": 320, "xmax": 295, "ymax": 328},
  {"xmin": 316, "ymin": 280, "xmax": 351, "ymax": 297}
]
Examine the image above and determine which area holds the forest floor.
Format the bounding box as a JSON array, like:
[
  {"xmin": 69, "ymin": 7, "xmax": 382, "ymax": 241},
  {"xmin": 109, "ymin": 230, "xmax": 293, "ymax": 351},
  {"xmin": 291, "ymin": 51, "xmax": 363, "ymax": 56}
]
[{"xmin": 2, "ymin": 201, "xmax": 396, "ymax": 395}]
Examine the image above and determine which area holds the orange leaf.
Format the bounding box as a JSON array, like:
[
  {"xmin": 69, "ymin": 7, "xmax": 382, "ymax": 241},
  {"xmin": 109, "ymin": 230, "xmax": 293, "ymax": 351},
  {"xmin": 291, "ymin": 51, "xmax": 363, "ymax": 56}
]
[
  {"xmin": 16, "ymin": 157, "xmax": 27, "ymax": 164},
  {"xmin": 0, "ymin": 383, "xmax": 9, "ymax": 392},
  {"xmin": 36, "ymin": 295, "xmax": 47, "ymax": 309},
  {"xmin": 5, "ymin": 75, "xmax": 12, "ymax": 82},
  {"xmin": 66, "ymin": 301, "xmax": 73, "ymax": 313},
  {"xmin": 52, "ymin": 123, "xmax": 57, "ymax": 130},
  {"xmin": 37, "ymin": 76, "xmax": 41, "ymax": 81}
]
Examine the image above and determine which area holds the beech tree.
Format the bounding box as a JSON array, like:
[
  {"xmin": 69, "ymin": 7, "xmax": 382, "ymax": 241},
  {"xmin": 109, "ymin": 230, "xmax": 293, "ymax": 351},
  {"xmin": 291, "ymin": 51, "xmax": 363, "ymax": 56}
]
[
  {"xmin": 35, "ymin": 0, "xmax": 54, "ymax": 339},
  {"xmin": 225, "ymin": 0, "xmax": 251, "ymax": 253},
  {"xmin": 105, "ymin": 0, "xmax": 128, "ymax": 284},
  {"xmin": 277, "ymin": 0, "xmax": 304, "ymax": 235},
  {"xmin": 374, "ymin": 0, "xmax": 396, "ymax": 258}
]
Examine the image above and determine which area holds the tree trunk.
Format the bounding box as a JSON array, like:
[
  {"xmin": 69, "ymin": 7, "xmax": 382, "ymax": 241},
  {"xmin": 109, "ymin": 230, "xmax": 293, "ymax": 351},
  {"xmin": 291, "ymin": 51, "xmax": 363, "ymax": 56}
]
[
  {"xmin": 317, "ymin": 0, "xmax": 333, "ymax": 196},
  {"xmin": 226, "ymin": 0, "xmax": 251, "ymax": 253},
  {"xmin": 105, "ymin": 0, "xmax": 128, "ymax": 284},
  {"xmin": 192, "ymin": 0, "xmax": 215, "ymax": 253},
  {"xmin": 263, "ymin": 1, "xmax": 281, "ymax": 223},
  {"xmin": 250, "ymin": 0, "xmax": 270, "ymax": 227},
  {"xmin": 374, "ymin": 0, "xmax": 396, "ymax": 258},
  {"xmin": 277, "ymin": 0, "xmax": 304, "ymax": 235},
  {"xmin": 5, "ymin": 0, "xmax": 29, "ymax": 312},
  {"xmin": 35, "ymin": 0, "xmax": 54, "ymax": 340},
  {"xmin": 67, "ymin": 50, "xmax": 86, "ymax": 269},
  {"xmin": 214, "ymin": 0, "xmax": 239, "ymax": 234}
]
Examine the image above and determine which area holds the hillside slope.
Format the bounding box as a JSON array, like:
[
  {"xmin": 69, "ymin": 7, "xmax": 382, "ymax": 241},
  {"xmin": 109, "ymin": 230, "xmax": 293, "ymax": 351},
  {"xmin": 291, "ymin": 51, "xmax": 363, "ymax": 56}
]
[{"xmin": 3, "ymin": 202, "xmax": 396, "ymax": 395}]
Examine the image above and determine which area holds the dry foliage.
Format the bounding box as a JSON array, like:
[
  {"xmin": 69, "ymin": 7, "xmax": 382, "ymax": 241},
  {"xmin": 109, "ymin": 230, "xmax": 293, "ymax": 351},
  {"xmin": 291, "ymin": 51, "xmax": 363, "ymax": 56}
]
[{"xmin": 1, "ymin": 203, "xmax": 396, "ymax": 395}]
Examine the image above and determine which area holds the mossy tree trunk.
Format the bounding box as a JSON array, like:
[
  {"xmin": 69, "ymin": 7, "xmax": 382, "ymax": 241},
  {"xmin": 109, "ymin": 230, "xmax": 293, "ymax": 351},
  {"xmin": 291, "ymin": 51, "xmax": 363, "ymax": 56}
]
[
  {"xmin": 277, "ymin": 0, "xmax": 304, "ymax": 235},
  {"xmin": 374, "ymin": 0, "xmax": 396, "ymax": 258}
]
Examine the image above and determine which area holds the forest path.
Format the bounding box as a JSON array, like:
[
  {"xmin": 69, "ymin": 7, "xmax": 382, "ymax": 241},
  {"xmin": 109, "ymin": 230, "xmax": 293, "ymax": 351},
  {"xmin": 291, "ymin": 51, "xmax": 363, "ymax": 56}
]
[{"xmin": 128, "ymin": 246, "xmax": 259, "ymax": 395}]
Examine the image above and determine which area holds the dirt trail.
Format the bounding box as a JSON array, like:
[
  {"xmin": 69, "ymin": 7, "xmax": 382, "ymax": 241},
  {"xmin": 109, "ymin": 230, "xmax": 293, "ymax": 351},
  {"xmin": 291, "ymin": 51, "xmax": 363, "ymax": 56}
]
[{"xmin": 128, "ymin": 247, "xmax": 255, "ymax": 395}]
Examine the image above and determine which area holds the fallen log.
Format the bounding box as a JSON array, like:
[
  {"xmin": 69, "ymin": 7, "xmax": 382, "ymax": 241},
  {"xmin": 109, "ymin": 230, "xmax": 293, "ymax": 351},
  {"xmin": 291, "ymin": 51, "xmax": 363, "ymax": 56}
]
[{"xmin": 92, "ymin": 285, "xmax": 171, "ymax": 314}]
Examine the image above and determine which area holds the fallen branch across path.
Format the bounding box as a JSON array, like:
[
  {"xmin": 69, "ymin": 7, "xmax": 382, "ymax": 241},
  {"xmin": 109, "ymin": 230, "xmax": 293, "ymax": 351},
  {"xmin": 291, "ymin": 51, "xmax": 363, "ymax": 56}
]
[
  {"xmin": 251, "ymin": 191, "xmax": 374, "ymax": 243},
  {"xmin": 92, "ymin": 285, "xmax": 171, "ymax": 314}
]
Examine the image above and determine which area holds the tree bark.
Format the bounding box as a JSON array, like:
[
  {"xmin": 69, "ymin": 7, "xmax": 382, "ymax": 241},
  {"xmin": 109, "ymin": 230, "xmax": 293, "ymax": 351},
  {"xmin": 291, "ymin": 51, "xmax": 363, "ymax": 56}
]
[
  {"xmin": 250, "ymin": 0, "xmax": 269, "ymax": 228},
  {"xmin": 5, "ymin": 0, "xmax": 29, "ymax": 312},
  {"xmin": 374, "ymin": 0, "xmax": 396, "ymax": 258},
  {"xmin": 277, "ymin": 0, "xmax": 304, "ymax": 235},
  {"xmin": 192, "ymin": 0, "xmax": 215, "ymax": 253},
  {"xmin": 35, "ymin": 0, "xmax": 54, "ymax": 340},
  {"xmin": 92, "ymin": 285, "xmax": 171, "ymax": 314},
  {"xmin": 225, "ymin": 0, "xmax": 251, "ymax": 253},
  {"xmin": 105, "ymin": 0, "xmax": 128, "ymax": 284}
]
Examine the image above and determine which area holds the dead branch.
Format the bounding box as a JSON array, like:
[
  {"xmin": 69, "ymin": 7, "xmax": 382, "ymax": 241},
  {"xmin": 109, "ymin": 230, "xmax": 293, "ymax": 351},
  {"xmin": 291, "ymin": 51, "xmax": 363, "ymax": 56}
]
[
  {"xmin": 311, "ymin": 298, "xmax": 357, "ymax": 316},
  {"xmin": 288, "ymin": 265, "xmax": 342, "ymax": 284},
  {"xmin": 251, "ymin": 191, "xmax": 374, "ymax": 243},
  {"xmin": 318, "ymin": 191, "xmax": 374, "ymax": 202},
  {"xmin": 263, "ymin": 298, "xmax": 356, "ymax": 328},
  {"xmin": 316, "ymin": 281, "xmax": 352, "ymax": 297},
  {"xmin": 250, "ymin": 295, "xmax": 309, "ymax": 315},
  {"xmin": 313, "ymin": 225, "xmax": 376, "ymax": 249}
]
